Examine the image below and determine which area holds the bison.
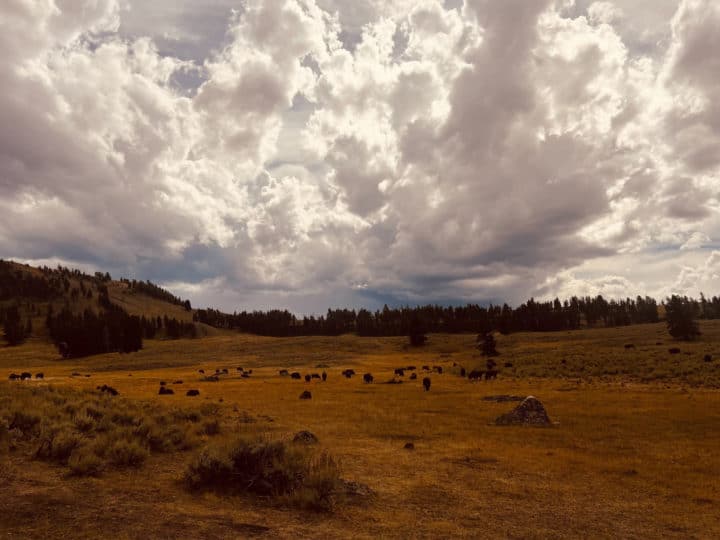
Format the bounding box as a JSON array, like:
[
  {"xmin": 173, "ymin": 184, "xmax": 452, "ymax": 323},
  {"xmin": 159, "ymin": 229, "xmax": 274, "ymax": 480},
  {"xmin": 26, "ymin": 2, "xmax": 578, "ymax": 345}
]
[
  {"xmin": 299, "ymin": 390, "xmax": 312, "ymax": 400},
  {"xmin": 311, "ymin": 373, "xmax": 321, "ymax": 379},
  {"xmin": 422, "ymin": 377, "xmax": 431, "ymax": 391},
  {"xmin": 186, "ymin": 389, "xmax": 200, "ymax": 397},
  {"xmin": 8, "ymin": 373, "xmax": 20, "ymax": 380},
  {"xmin": 291, "ymin": 372, "xmax": 302, "ymax": 380},
  {"xmin": 394, "ymin": 368, "xmax": 405, "ymax": 377},
  {"xmin": 485, "ymin": 370, "xmax": 498, "ymax": 380},
  {"xmin": 363, "ymin": 373, "xmax": 374, "ymax": 384},
  {"xmin": 279, "ymin": 369, "xmax": 289, "ymax": 376},
  {"xmin": 321, "ymin": 371, "xmax": 327, "ymax": 382},
  {"xmin": 305, "ymin": 374, "xmax": 312, "ymax": 382},
  {"xmin": 20, "ymin": 372, "xmax": 32, "ymax": 380},
  {"xmin": 669, "ymin": 348, "xmax": 681, "ymax": 354},
  {"xmin": 35, "ymin": 373, "xmax": 44, "ymax": 379},
  {"xmin": 410, "ymin": 373, "xmax": 417, "ymax": 380},
  {"xmin": 468, "ymin": 370, "xmax": 484, "ymax": 381},
  {"xmin": 460, "ymin": 367, "xmax": 466, "ymax": 377},
  {"xmin": 158, "ymin": 387, "xmax": 174, "ymax": 395},
  {"xmin": 198, "ymin": 369, "xmax": 205, "ymax": 374}
]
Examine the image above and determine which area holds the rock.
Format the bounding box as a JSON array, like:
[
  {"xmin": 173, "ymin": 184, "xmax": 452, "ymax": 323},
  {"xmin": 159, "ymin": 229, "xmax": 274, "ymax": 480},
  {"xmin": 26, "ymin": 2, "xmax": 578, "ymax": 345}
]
[
  {"xmin": 293, "ymin": 431, "xmax": 319, "ymax": 445},
  {"xmin": 299, "ymin": 390, "xmax": 312, "ymax": 400},
  {"xmin": 339, "ymin": 480, "xmax": 375, "ymax": 499},
  {"xmin": 494, "ymin": 396, "xmax": 551, "ymax": 426}
]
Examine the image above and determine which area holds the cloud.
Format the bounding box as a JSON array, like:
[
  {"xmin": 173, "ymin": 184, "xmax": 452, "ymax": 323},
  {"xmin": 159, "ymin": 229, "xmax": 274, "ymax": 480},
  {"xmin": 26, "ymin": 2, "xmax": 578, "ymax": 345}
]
[{"xmin": 0, "ymin": 0, "xmax": 718, "ymax": 313}]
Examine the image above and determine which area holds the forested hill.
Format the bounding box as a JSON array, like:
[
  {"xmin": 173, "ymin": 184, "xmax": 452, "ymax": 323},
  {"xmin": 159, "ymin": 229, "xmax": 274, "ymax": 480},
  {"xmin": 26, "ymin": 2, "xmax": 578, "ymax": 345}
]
[{"xmin": 0, "ymin": 260, "xmax": 199, "ymax": 356}]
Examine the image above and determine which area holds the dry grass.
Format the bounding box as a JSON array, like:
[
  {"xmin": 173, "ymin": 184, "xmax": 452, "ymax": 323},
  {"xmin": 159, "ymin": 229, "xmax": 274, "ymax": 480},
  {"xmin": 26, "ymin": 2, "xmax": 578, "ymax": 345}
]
[{"xmin": 1, "ymin": 321, "xmax": 720, "ymax": 538}]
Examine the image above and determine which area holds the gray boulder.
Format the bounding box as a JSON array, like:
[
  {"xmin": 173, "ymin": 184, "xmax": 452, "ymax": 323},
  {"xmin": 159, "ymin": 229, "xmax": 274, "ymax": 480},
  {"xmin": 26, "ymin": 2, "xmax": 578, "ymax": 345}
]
[{"xmin": 494, "ymin": 396, "xmax": 551, "ymax": 426}]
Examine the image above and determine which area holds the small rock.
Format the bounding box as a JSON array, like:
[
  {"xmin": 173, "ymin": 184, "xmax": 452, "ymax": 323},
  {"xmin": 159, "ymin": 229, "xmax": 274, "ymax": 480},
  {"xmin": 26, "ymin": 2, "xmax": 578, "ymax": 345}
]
[
  {"xmin": 293, "ymin": 431, "xmax": 319, "ymax": 444},
  {"xmin": 494, "ymin": 396, "xmax": 551, "ymax": 426}
]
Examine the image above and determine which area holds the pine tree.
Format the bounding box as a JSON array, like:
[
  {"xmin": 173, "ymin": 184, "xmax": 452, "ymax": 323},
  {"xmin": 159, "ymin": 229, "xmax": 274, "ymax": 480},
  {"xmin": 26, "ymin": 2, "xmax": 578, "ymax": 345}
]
[{"xmin": 665, "ymin": 295, "xmax": 701, "ymax": 340}]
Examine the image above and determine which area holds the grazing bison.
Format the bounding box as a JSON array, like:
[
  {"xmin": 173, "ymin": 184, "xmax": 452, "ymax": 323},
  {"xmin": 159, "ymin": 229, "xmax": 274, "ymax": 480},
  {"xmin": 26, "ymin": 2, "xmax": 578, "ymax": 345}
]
[
  {"xmin": 8, "ymin": 373, "xmax": 20, "ymax": 380},
  {"xmin": 246, "ymin": 369, "xmax": 253, "ymax": 374},
  {"xmin": 97, "ymin": 385, "xmax": 118, "ymax": 396},
  {"xmin": 305, "ymin": 374, "xmax": 312, "ymax": 382},
  {"xmin": 394, "ymin": 368, "xmax": 405, "ymax": 377},
  {"xmin": 158, "ymin": 387, "xmax": 174, "ymax": 395},
  {"xmin": 203, "ymin": 375, "xmax": 220, "ymax": 382},
  {"xmin": 406, "ymin": 366, "xmax": 416, "ymax": 371},
  {"xmin": 35, "ymin": 373, "xmax": 44, "ymax": 379},
  {"xmin": 485, "ymin": 370, "xmax": 498, "ymax": 380},
  {"xmin": 159, "ymin": 381, "xmax": 166, "ymax": 386},
  {"xmin": 322, "ymin": 371, "xmax": 327, "ymax": 381},
  {"xmin": 363, "ymin": 373, "xmax": 374, "ymax": 384},
  {"xmin": 222, "ymin": 368, "xmax": 229, "ymax": 375},
  {"xmin": 311, "ymin": 373, "xmax": 321, "ymax": 379},
  {"xmin": 410, "ymin": 373, "xmax": 417, "ymax": 380},
  {"xmin": 186, "ymin": 389, "xmax": 200, "ymax": 397},
  {"xmin": 237, "ymin": 367, "xmax": 244, "ymax": 372},
  {"xmin": 468, "ymin": 370, "xmax": 484, "ymax": 381},
  {"xmin": 241, "ymin": 372, "xmax": 249, "ymax": 378},
  {"xmin": 279, "ymin": 369, "xmax": 289, "ymax": 376},
  {"xmin": 460, "ymin": 367, "xmax": 466, "ymax": 377},
  {"xmin": 342, "ymin": 369, "xmax": 355, "ymax": 378},
  {"xmin": 422, "ymin": 365, "xmax": 430, "ymax": 371},
  {"xmin": 20, "ymin": 372, "xmax": 32, "ymax": 380},
  {"xmin": 422, "ymin": 377, "xmax": 431, "ymax": 391},
  {"xmin": 198, "ymin": 369, "xmax": 205, "ymax": 374},
  {"xmin": 299, "ymin": 390, "xmax": 312, "ymax": 400},
  {"xmin": 291, "ymin": 372, "xmax": 302, "ymax": 380},
  {"xmin": 433, "ymin": 366, "xmax": 443, "ymax": 374}
]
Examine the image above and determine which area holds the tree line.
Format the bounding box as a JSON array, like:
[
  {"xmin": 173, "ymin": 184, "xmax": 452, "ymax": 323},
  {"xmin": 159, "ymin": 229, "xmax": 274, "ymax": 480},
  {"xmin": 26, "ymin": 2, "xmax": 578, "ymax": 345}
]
[{"xmin": 193, "ymin": 295, "xmax": 666, "ymax": 337}]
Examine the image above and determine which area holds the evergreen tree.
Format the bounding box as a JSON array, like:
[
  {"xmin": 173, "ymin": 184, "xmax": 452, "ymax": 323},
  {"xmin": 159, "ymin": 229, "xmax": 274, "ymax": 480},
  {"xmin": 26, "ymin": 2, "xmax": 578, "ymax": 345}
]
[
  {"xmin": 477, "ymin": 331, "xmax": 499, "ymax": 357},
  {"xmin": 665, "ymin": 295, "xmax": 701, "ymax": 340},
  {"xmin": 3, "ymin": 305, "xmax": 25, "ymax": 346}
]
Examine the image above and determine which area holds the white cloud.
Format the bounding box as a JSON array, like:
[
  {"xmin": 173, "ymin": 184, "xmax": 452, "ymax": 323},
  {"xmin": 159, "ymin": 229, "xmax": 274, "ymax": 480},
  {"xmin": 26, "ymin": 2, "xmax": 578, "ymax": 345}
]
[{"xmin": 0, "ymin": 0, "xmax": 718, "ymax": 312}]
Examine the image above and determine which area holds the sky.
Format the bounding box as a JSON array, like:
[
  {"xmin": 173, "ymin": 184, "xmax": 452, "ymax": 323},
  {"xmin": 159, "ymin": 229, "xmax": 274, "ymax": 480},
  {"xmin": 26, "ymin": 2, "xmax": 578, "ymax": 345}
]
[{"xmin": 1, "ymin": 0, "xmax": 719, "ymax": 314}]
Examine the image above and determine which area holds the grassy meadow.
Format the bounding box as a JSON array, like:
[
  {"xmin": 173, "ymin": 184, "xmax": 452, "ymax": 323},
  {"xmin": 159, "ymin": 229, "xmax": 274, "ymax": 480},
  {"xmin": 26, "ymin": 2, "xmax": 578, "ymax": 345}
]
[{"xmin": 1, "ymin": 321, "xmax": 720, "ymax": 538}]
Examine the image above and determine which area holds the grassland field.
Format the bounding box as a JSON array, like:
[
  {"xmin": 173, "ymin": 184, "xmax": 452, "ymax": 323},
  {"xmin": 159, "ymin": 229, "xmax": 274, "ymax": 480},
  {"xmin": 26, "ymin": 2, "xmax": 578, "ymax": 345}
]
[{"xmin": 1, "ymin": 321, "xmax": 720, "ymax": 539}]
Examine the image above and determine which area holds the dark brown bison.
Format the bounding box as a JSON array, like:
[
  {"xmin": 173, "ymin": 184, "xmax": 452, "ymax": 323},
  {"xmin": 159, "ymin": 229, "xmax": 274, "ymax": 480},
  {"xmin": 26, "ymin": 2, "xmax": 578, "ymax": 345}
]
[
  {"xmin": 322, "ymin": 371, "xmax": 327, "ymax": 381},
  {"xmin": 422, "ymin": 377, "xmax": 431, "ymax": 391},
  {"xmin": 394, "ymin": 368, "xmax": 405, "ymax": 376},
  {"xmin": 291, "ymin": 372, "xmax": 302, "ymax": 379},
  {"xmin": 186, "ymin": 389, "xmax": 200, "ymax": 396},
  {"xmin": 20, "ymin": 372, "xmax": 32, "ymax": 380},
  {"xmin": 279, "ymin": 369, "xmax": 289, "ymax": 376},
  {"xmin": 485, "ymin": 370, "xmax": 498, "ymax": 380},
  {"xmin": 158, "ymin": 387, "xmax": 174, "ymax": 395},
  {"xmin": 299, "ymin": 390, "xmax": 312, "ymax": 400},
  {"xmin": 468, "ymin": 370, "xmax": 484, "ymax": 381},
  {"xmin": 363, "ymin": 373, "xmax": 374, "ymax": 384},
  {"xmin": 8, "ymin": 373, "xmax": 20, "ymax": 380},
  {"xmin": 305, "ymin": 374, "xmax": 312, "ymax": 382},
  {"xmin": 311, "ymin": 373, "xmax": 321, "ymax": 379},
  {"xmin": 198, "ymin": 369, "xmax": 205, "ymax": 374},
  {"xmin": 35, "ymin": 373, "xmax": 44, "ymax": 379},
  {"xmin": 410, "ymin": 373, "xmax": 417, "ymax": 380}
]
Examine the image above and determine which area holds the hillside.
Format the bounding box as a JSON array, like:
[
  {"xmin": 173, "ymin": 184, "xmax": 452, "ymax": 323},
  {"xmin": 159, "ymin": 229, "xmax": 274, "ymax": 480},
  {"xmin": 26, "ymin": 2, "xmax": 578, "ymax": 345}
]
[{"xmin": 0, "ymin": 260, "xmax": 208, "ymax": 349}]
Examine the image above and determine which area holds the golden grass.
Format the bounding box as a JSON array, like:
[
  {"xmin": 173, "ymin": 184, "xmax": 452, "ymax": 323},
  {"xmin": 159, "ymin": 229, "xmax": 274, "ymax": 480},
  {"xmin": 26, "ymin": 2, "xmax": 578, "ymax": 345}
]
[{"xmin": 1, "ymin": 321, "xmax": 720, "ymax": 538}]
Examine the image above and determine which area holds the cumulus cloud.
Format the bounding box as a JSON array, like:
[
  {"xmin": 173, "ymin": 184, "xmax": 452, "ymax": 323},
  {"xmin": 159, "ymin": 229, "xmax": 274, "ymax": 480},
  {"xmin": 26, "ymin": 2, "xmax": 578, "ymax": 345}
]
[{"xmin": 0, "ymin": 0, "xmax": 718, "ymax": 312}]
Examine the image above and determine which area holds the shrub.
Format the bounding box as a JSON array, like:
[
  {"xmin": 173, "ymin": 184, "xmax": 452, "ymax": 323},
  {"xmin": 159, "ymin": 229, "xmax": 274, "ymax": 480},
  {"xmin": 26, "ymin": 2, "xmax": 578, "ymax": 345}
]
[
  {"xmin": 36, "ymin": 428, "xmax": 82, "ymax": 464},
  {"xmin": 68, "ymin": 447, "xmax": 104, "ymax": 477},
  {"xmin": 107, "ymin": 439, "xmax": 148, "ymax": 468},
  {"xmin": 184, "ymin": 436, "xmax": 342, "ymax": 511}
]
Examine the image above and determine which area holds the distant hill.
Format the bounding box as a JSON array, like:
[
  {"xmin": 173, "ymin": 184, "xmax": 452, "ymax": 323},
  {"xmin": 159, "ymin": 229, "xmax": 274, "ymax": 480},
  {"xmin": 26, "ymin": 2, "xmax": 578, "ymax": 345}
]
[{"xmin": 0, "ymin": 260, "xmax": 214, "ymax": 351}]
